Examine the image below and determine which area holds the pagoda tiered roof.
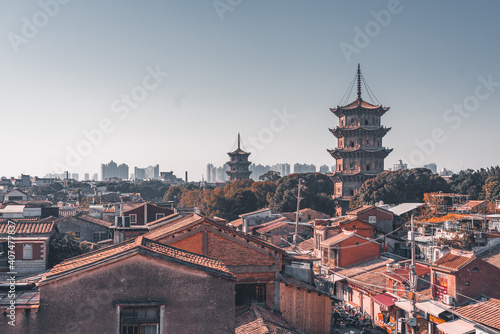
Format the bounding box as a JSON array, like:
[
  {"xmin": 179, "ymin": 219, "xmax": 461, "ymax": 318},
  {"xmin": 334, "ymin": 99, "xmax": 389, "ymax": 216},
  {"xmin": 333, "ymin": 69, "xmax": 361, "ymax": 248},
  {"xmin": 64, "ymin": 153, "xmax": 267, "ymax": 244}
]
[
  {"xmin": 329, "ymin": 126, "xmax": 391, "ymax": 138},
  {"xmin": 327, "ymin": 147, "xmax": 393, "ymax": 159},
  {"xmin": 330, "ymin": 97, "xmax": 389, "ymax": 117}
]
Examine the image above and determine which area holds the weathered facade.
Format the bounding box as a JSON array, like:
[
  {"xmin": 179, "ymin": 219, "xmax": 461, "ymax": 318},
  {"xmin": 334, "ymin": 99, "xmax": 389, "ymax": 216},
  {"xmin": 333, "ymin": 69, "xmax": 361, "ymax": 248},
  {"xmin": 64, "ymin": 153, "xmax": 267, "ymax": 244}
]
[{"xmin": 18, "ymin": 236, "xmax": 237, "ymax": 334}]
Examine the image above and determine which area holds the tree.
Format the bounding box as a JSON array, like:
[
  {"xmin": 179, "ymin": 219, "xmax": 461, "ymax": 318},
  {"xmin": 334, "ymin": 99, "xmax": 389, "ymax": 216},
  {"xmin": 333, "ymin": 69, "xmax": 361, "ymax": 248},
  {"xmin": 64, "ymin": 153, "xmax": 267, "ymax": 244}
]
[
  {"xmin": 163, "ymin": 186, "xmax": 183, "ymax": 205},
  {"xmin": 353, "ymin": 168, "xmax": 450, "ymax": 206},
  {"xmin": 250, "ymin": 181, "xmax": 277, "ymax": 208},
  {"xmin": 269, "ymin": 173, "xmax": 336, "ymax": 215},
  {"xmin": 483, "ymin": 175, "xmax": 500, "ymax": 201},
  {"xmin": 229, "ymin": 189, "xmax": 259, "ymax": 221},
  {"xmin": 48, "ymin": 232, "xmax": 92, "ymax": 268},
  {"xmin": 259, "ymin": 170, "xmax": 281, "ymax": 182}
]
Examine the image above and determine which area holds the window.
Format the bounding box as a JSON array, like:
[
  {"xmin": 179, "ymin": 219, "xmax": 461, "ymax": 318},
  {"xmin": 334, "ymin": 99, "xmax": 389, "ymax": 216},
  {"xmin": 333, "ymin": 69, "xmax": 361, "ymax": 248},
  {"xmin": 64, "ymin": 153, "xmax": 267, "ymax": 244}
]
[
  {"xmin": 235, "ymin": 284, "xmax": 266, "ymax": 306},
  {"xmin": 155, "ymin": 213, "xmax": 165, "ymax": 220},
  {"xmin": 349, "ymin": 189, "xmax": 354, "ymax": 196},
  {"xmin": 393, "ymin": 281, "xmax": 398, "ymax": 294},
  {"xmin": 350, "ymin": 141, "xmax": 355, "ymax": 148},
  {"xmin": 308, "ymin": 214, "xmax": 311, "ymax": 220},
  {"xmin": 23, "ymin": 244, "xmax": 33, "ymax": 260},
  {"xmin": 129, "ymin": 214, "xmax": 137, "ymax": 224},
  {"xmin": 364, "ymin": 120, "xmax": 368, "ymax": 125},
  {"xmin": 366, "ymin": 164, "xmax": 370, "ymax": 171},
  {"xmin": 93, "ymin": 232, "xmax": 109, "ymax": 243},
  {"xmin": 120, "ymin": 306, "xmax": 160, "ymax": 334},
  {"xmin": 472, "ymin": 267, "xmax": 479, "ymax": 272}
]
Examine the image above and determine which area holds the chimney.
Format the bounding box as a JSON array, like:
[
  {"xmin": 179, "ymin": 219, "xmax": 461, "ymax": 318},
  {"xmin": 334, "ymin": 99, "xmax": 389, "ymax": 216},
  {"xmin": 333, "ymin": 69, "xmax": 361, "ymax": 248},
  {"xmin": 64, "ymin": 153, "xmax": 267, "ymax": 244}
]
[{"xmin": 185, "ymin": 171, "xmax": 188, "ymax": 183}]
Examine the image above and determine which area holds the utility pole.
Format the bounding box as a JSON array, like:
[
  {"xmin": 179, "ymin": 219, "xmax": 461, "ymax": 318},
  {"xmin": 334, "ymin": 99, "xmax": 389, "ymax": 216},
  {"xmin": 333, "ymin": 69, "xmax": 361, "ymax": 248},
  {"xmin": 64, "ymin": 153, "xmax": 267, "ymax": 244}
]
[
  {"xmin": 294, "ymin": 179, "xmax": 302, "ymax": 246},
  {"xmin": 409, "ymin": 214, "xmax": 417, "ymax": 334}
]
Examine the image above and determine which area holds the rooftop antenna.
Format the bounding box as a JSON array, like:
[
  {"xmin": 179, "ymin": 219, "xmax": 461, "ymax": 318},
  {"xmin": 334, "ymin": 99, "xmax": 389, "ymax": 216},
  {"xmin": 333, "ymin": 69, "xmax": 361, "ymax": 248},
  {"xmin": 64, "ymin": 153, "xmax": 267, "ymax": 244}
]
[{"xmin": 357, "ymin": 63, "xmax": 362, "ymax": 100}]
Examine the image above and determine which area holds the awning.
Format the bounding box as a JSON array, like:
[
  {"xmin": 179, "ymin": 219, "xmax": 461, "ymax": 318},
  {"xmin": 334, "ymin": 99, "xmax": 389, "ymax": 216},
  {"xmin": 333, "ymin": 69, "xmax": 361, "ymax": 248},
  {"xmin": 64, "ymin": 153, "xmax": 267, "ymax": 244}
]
[
  {"xmin": 373, "ymin": 293, "xmax": 396, "ymax": 311},
  {"xmin": 437, "ymin": 319, "xmax": 475, "ymax": 334},
  {"xmin": 395, "ymin": 300, "xmax": 412, "ymax": 313},
  {"xmin": 416, "ymin": 300, "xmax": 450, "ymax": 318}
]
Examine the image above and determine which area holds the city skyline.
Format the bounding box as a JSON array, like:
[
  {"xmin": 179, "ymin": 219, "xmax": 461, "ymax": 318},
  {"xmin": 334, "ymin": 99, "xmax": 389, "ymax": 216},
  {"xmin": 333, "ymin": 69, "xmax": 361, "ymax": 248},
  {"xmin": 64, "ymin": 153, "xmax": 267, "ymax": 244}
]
[{"xmin": 1, "ymin": 1, "xmax": 499, "ymax": 181}]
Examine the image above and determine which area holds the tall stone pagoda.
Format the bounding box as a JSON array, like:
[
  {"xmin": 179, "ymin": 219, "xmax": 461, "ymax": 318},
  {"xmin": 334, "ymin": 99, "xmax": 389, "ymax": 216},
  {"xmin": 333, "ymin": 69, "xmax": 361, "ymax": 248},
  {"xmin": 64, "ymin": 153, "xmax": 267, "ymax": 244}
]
[
  {"xmin": 328, "ymin": 64, "xmax": 392, "ymax": 205},
  {"xmin": 226, "ymin": 133, "xmax": 252, "ymax": 181}
]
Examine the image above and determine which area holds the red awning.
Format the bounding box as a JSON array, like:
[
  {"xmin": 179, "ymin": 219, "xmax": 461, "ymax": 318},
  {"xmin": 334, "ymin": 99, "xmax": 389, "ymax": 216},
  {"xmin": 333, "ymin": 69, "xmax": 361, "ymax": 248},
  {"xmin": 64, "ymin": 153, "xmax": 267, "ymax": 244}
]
[{"xmin": 373, "ymin": 293, "xmax": 396, "ymax": 310}]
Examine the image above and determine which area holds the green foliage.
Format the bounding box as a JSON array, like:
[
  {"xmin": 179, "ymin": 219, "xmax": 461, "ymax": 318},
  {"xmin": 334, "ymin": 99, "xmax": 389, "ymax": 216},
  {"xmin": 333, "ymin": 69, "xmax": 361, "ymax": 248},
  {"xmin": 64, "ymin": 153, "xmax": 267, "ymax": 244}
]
[
  {"xmin": 48, "ymin": 232, "xmax": 92, "ymax": 268},
  {"xmin": 250, "ymin": 181, "xmax": 277, "ymax": 208},
  {"xmin": 269, "ymin": 173, "xmax": 336, "ymax": 216},
  {"xmin": 449, "ymin": 166, "xmax": 500, "ymax": 199},
  {"xmin": 31, "ymin": 182, "xmax": 64, "ymax": 195},
  {"xmin": 259, "ymin": 170, "xmax": 281, "ymax": 182},
  {"xmin": 483, "ymin": 175, "xmax": 500, "ymax": 201},
  {"xmin": 106, "ymin": 180, "xmax": 170, "ymax": 201},
  {"xmin": 353, "ymin": 168, "xmax": 450, "ymax": 205}
]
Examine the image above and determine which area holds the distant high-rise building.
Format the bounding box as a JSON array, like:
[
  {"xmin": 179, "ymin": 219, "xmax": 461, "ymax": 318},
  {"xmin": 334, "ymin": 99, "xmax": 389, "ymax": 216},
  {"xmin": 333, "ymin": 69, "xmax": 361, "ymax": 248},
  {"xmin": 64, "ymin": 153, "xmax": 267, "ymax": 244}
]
[
  {"xmin": 71, "ymin": 173, "xmax": 79, "ymax": 181},
  {"xmin": 393, "ymin": 160, "xmax": 408, "ymax": 171},
  {"xmin": 226, "ymin": 134, "xmax": 251, "ymax": 182},
  {"xmin": 206, "ymin": 163, "xmax": 214, "ymax": 183},
  {"xmin": 293, "ymin": 163, "xmax": 316, "ymax": 173},
  {"xmin": 424, "ymin": 163, "xmax": 437, "ymax": 174},
  {"xmin": 92, "ymin": 173, "xmax": 98, "ymax": 181},
  {"xmin": 101, "ymin": 160, "xmax": 129, "ymax": 180},
  {"xmin": 134, "ymin": 165, "xmax": 159, "ymax": 180},
  {"xmin": 270, "ymin": 163, "xmax": 290, "ymax": 177},
  {"xmin": 319, "ymin": 165, "xmax": 330, "ymax": 173},
  {"xmin": 84, "ymin": 173, "xmax": 90, "ymax": 181}
]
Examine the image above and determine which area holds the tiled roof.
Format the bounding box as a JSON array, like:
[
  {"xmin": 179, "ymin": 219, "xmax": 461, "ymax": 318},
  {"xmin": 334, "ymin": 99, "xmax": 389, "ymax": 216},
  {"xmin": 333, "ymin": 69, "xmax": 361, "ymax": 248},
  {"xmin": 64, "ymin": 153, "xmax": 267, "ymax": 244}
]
[
  {"xmin": 0, "ymin": 289, "xmax": 39, "ymax": 310},
  {"xmin": 229, "ymin": 218, "xmax": 243, "ymax": 228},
  {"xmin": 477, "ymin": 243, "xmax": 500, "ymax": 268},
  {"xmin": 341, "ymin": 98, "xmax": 383, "ymax": 110},
  {"xmin": 456, "ymin": 200, "xmax": 488, "ymax": 211},
  {"xmin": 144, "ymin": 214, "xmax": 206, "ymax": 239},
  {"xmin": 0, "ymin": 220, "xmax": 55, "ymax": 235},
  {"xmin": 384, "ymin": 263, "xmax": 430, "ymax": 283},
  {"xmin": 284, "ymin": 237, "xmax": 315, "ymax": 253},
  {"xmin": 320, "ymin": 230, "xmax": 377, "ymax": 248},
  {"xmin": 144, "ymin": 214, "xmax": 288, "ymax": 255},
  {"xmin": 347, "ymin": 266, "xmax": 388, "ymax": 295},
  {"xmin": 334, "ymin": 257, "xmax": 394, "ymax": 278},
  {"xmin": 255, "ymin": 217, "xmax": 291, "ymax": 233},
  {"xmin": 236, "ymin": 304, "xmax": 301, "ymax": 334},
  {"xmin": 454, "ymin": 297, "xmax": 500, "ymax": 330},
  {"xmin": 239, "ymin": 208, "xmax": 271, "ymax": 218},
  {"xmin": 72, "ymin": 212, "xmax": 113, "ymax": 227},
  {"xmin": 146, "ymin": 212, "xmax": 183, "ymax": 229},
  {"xmin": 42, "ymin": 236, "xmax": 235, "ymax": 284},
  {"xmin": 433, "ymin": 249, "xmax": 475, "ymax": 271},
  {"xmin": 346, "ymin": 205, "xmax": 374, "ymax": 215}
]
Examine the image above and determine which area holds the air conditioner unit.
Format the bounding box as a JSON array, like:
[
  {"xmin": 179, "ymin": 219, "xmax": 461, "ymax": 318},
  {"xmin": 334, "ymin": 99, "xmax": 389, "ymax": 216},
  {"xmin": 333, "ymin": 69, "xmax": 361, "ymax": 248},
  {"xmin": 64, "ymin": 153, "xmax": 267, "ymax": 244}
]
[
  {"xmin": 443, "ymin": 295, "xmax": 454, "ymax": 305},
  {"xmin": 123, "ymin": 216, "xmax": 131, "ymax": 227}
]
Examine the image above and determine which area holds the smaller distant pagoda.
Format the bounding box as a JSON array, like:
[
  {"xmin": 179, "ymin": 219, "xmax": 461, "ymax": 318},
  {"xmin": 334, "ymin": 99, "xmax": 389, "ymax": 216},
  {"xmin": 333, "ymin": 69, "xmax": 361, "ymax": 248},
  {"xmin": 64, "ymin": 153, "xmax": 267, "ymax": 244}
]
[{"xmin": 226, "ymin": 133, "xmax": 252, "ymax": 181}]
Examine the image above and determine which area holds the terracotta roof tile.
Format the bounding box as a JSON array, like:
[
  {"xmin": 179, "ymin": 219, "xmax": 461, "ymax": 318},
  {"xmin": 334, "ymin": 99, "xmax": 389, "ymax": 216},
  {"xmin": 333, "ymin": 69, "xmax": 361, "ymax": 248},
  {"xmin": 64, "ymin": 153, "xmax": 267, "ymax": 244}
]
[
  {"xmin": 43, "ymin": 236, "xmax": 235, "ymax": 283},
  {"xmin": 433, "ymin": 249, "xmax": 475, "ymax": 271},
  {"xmin": 236, "ymin": 304, "xmax": 300, "ymax": 334},
  {"xmin": 72, "ymin": 213, "xmax": 113, "ymax": 227},
  {"xmin": 0, "ymin": 220, "xmax": 55, "ymax": 235},
  {"xmin": 454, "ymin": 297, "xmax": 500, "ymax": 330}
]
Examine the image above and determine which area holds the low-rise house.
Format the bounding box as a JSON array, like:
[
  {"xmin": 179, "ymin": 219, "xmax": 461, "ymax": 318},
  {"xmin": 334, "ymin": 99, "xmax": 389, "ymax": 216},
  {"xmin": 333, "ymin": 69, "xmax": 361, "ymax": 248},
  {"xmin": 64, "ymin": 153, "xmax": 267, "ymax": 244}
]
[
  {"xmin": 122, "ymin": 202, "xmax": 174, "ymax": 226},
  {"xmin": 281, "ymin": 208, "xmax": 330, "ymax": 223},
  {"xmin": 0, "ymin": 219, "xmax": 58, "ymax": 275},
  {"xmin": 430, "ymin": 249, "xmax": 500, "ymax": 305},
  {"xmin": 453, "ymin": 297, "xmax": 500, "ymax": 332},
  {"xmin": 144, "ymin": 213, "xmax": 287, "ymax": 308},
  {"xmin": 236, "ymin": 303, "xmax": 301, "ymax": 334},
  {"xmin": 55, "ymin": 212, "xmax": 113, "ymax": 243},
  {"xmin": 228, "ymin": 208, "xmax": 274, "ymax": 233},
  {"xmin": 346, "ymin": 205, "xmax": 394, "ymax": 233},
  {"xmin": 255, "ymin": 217, "xmax": 311, "ymax": 247},
  {"xmin": 320, "ymin": 231, "xmax": 380, "ymax": 268},
  {"xmin": 3, "ymin": 236, "xmax": 237, "ymax": 334},
  {"xmin": 3, "ymin": 189, "xmax": 30, "ymax": 202},
  {"xmin": 456, "ymin": 200, "xmax": 489, "ymax": 214}
]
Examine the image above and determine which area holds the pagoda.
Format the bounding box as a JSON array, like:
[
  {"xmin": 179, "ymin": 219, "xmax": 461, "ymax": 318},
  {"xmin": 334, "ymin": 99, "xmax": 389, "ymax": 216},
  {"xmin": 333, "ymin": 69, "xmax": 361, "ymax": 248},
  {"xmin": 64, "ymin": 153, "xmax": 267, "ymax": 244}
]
[
  {"xmin": 226, "ymin": 133, "xmax": 252, "ymax": 181},
  {"xmin": 328, "ymin": 64, "xmax": 392, "ymax": 205}
]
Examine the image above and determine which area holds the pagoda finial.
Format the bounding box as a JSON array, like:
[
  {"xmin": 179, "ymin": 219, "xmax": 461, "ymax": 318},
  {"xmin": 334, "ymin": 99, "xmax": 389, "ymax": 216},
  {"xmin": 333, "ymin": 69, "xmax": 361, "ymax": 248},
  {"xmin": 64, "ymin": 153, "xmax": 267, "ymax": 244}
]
[
  {"xmin": 357, "ymin": 63, "xmax": 361, "ymax": 99},
  {"xmin": 237, "ymin": 133, "xmax": 241, "ymax": 150}
]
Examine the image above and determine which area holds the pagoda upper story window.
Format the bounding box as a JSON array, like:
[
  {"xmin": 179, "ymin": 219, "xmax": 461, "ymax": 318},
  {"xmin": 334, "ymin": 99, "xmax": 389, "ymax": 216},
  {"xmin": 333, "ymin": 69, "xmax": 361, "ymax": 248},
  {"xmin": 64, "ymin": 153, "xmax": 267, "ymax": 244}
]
[{"xmin": 365, "ymin": 119, "xmax": 369, "ymax": 126}]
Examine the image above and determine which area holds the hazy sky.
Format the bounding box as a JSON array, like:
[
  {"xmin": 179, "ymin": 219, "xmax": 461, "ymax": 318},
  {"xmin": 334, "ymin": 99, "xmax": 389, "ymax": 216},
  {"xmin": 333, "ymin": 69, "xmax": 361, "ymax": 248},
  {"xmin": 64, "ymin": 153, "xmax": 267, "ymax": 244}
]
[{"xmin": 1, "ymin": 1, "xmax": 499, "ymax": 180}]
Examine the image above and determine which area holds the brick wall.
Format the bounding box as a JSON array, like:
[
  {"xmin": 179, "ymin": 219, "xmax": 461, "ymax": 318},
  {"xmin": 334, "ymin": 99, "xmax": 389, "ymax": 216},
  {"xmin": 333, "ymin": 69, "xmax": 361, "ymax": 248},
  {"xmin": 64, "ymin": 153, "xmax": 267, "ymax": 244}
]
[
  {"xmin": 338, "ymin": 237, "xmax": 380, "ymax": 267},
  {"xmin": 170, "ymin": 232, "xmax": 203, "ymax": 255}
]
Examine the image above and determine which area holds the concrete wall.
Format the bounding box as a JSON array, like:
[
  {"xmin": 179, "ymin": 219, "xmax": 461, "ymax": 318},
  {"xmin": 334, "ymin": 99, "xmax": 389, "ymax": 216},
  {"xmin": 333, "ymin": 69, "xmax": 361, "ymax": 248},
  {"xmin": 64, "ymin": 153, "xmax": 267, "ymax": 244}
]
[{"xmin": 38, "ymin": 254, "xmax": 235, "ymax": 334}]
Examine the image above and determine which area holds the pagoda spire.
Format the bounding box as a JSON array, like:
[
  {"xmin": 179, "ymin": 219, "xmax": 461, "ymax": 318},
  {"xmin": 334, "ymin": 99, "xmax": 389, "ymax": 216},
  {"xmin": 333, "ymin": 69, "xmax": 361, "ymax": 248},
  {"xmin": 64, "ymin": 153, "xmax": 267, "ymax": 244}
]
[
  {"xmin": 237, "ymin": 133, "xmax": 241, "ymax": 150},
  {"xmin": 357, "ymin": 63, "xmax": 361, "ymax": 99}
]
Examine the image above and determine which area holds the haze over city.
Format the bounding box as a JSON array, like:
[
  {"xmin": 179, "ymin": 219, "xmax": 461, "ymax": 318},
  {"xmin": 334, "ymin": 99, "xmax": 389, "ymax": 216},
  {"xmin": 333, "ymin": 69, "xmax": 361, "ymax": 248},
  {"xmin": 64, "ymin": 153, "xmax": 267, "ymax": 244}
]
[{"xmin": 1, "ymin": 1, "xmax": 499, "ymax": 180}]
